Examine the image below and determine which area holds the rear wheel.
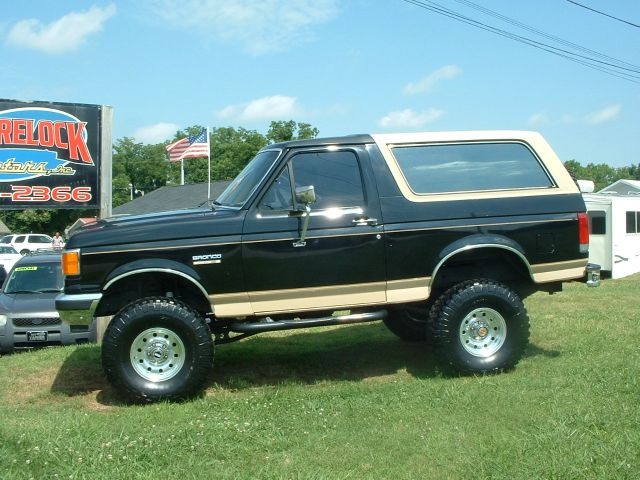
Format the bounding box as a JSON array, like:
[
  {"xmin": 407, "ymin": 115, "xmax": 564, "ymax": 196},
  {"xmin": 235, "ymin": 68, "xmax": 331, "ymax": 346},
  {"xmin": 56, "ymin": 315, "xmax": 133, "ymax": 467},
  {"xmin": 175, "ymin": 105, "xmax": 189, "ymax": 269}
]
[
  {"xmin": 102, "ymin": 297, "xmax": 214, "ymax": 403},
  {"xmin": 430, "ymin": 280, "xmax": 529, "ymax": 374},
  {"xmin": 20, "ymin": 249, "xmax": 29, "ymax": 256}
]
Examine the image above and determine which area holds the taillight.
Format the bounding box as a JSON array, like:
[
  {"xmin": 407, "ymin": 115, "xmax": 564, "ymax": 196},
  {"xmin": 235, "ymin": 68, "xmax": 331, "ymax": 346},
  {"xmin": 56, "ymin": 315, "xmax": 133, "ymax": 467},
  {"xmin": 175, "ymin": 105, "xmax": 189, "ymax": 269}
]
[
  {"xmin": 578, "ymin": 212, "xmax": 589, "ymax": 253},
  {"xmin": 62, "ymin": 249, "xmax": 80, "ymax": 275}
]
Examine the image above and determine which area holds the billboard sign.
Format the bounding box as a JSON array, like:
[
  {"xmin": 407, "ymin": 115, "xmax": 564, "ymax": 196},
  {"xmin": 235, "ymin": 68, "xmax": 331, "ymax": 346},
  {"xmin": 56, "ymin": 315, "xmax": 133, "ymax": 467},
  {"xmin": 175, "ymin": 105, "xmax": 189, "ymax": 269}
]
[{"xmin": 0, "ymin": 99, "xmax": 102, "ymax": 209}]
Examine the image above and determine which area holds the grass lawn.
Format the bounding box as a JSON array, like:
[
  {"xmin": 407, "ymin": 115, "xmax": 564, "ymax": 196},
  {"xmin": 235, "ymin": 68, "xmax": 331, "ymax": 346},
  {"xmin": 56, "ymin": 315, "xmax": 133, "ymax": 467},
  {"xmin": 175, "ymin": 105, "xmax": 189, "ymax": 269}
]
[{"xmin": 0, "ymin": 275, "xmax": 638, "ymax": 479}]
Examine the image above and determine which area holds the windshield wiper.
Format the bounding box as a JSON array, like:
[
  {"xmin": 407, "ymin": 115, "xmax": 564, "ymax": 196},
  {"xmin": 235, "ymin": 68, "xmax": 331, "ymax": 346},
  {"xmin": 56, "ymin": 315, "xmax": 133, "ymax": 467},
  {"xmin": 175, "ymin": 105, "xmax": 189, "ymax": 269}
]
[
  {"xmin": 7, "ymin": 290, "xmax": 42, "ymax": 294},
  {"xmin": 36, "ymin": 289, "xmax": 63, "ymax": 293}
]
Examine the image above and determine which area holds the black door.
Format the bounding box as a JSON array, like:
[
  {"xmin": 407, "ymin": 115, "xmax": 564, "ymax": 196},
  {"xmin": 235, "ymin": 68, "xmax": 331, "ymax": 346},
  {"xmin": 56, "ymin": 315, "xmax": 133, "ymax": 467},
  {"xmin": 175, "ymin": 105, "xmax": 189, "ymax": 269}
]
[{"xmin": 242, "ymin": 146, "xmax": 386, "ymax": 315}]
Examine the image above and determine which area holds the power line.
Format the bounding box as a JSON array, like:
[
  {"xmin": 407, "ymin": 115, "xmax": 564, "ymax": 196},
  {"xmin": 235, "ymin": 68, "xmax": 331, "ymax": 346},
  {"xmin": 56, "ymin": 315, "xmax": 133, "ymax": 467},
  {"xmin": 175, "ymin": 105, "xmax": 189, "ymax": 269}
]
[
  {"xmin": 453, "ymin": 0, "xmax": 639, "ymax": 70},
  {"xmin": 566, "ymin": 0, "xmax": 640, "ymax": 29},
  {"xmin": 400, "ymin": 0, "xmax": 640, "ymax": 84}
]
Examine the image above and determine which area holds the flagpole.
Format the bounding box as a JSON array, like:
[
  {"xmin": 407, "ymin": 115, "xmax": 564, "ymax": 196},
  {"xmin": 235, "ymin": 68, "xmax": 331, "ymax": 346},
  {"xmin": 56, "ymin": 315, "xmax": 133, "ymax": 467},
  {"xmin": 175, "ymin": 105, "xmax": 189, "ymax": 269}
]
[
  {"xmin": 181, "ymin": 159, "xmax": 185, "ymax": 185},
  {"xmin": 207, "ymin": 126, "xmax": 211, "ymax": 204}
]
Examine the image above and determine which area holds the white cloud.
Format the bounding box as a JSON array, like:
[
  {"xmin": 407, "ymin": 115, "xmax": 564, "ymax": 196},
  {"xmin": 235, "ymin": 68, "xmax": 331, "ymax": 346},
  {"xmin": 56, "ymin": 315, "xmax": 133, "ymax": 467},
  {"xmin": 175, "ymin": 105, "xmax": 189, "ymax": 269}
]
[
  {"xmin": 6, "ymin": 4, "xmax": 116, "ymax": 54},
  {"xmin": 532, "ymin": 104, "xmax": 622, "ymax": 126},
  {"xmin": 379, "ymin": 108, "xmax": 444, "ymax": 129},
  {"xmin": 150, "ymin": 0, "xmax": 338, "ymax": 54},
  {"xmin": 528, "ymin": 113, "xmax": 550, "ymax": 127},
  {"xmin": 403, "ymin": 65, "xmax": 462, "ymax": 95},
  {"xmin": 584, "ymin": 104, "xmax": 621, "ymax": 125},
  {"xmin": 217, "ymin": 95, "xmax": 302, "ymax": 122},
  {"xmin": 133, "ymin": 122, "xmax": 179, "ymax": 144}
]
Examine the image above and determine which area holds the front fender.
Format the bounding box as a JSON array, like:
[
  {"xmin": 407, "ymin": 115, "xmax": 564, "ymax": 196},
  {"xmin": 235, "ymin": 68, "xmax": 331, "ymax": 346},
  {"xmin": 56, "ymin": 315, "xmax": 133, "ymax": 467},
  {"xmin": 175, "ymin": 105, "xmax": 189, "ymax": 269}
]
[{"xmin": 103, "ymin": 259, "xmax": 208, "ymax": 298}]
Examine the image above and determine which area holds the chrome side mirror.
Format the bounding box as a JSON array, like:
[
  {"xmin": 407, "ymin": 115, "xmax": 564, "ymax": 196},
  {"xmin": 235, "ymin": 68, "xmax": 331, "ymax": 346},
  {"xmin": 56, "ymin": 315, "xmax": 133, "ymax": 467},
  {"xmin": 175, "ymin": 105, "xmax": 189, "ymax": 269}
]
[
  {"xmin": 295, "ymin": 185, "xmax": 316, "ymax": 205},
  {"xmin": 293, "ymin": 185, "xmax": 315, "ymax": 247}
]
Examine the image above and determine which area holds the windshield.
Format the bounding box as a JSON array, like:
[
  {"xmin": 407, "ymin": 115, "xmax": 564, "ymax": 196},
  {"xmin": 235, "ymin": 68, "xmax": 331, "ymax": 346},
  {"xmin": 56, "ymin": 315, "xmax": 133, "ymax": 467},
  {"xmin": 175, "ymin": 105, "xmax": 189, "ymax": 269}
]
[
  {"xmin": 4, "ymin": 263, "xmax": 63, "ymax": 294},
  {"xmin": 215, "ymin": 150, "xmax": 281, "ymax": 208}
]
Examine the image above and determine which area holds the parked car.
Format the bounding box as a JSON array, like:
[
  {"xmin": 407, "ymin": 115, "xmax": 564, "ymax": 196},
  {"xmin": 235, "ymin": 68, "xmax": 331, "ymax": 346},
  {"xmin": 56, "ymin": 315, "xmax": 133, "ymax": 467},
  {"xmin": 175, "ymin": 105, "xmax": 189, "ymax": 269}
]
[
  {"xmin": 0, "ymin": 246, "xmax": 22, "ymax": 274},
  {"xmin": 0, "ymin": 253, "xmax": 95, "ymax": 353},
  {"xmin": 0, "ymin": 234, "xmax": 54, "ymax": 255}
]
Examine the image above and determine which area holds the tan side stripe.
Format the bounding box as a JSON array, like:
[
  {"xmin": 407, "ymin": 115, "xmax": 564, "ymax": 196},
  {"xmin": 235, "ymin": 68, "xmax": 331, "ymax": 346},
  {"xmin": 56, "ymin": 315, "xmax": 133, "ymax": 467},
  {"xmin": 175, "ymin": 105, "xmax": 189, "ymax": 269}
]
[
  {"xmin": 386, "ymin": 277, "xmax": 430, "ymax": 303},
  {"xmin": 531, "ymin": 259, "xmax": 587, "ymax": 283},
  {"xmin": 211, "ymin": 281, "xmax": 387, "ymax": 317}
]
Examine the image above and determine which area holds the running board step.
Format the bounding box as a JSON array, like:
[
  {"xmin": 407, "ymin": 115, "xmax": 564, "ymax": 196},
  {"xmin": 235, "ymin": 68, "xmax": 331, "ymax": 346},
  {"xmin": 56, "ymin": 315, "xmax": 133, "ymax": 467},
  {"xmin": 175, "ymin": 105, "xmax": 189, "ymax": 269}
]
[{"xmin": 229, "ymin": 310, "xmax": 388, "ymax": 334}]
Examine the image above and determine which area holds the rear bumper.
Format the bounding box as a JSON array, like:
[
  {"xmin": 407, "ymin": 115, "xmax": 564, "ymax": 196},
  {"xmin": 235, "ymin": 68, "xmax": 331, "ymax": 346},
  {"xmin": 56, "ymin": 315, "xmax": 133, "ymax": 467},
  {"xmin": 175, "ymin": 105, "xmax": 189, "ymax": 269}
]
[
  {"xmin": 585, "ymin": 263, "xmax": 601, "ymax": 287},
  {"xmin": 55, "ymin": 293, "xmax": 102, "ymax": 326}
]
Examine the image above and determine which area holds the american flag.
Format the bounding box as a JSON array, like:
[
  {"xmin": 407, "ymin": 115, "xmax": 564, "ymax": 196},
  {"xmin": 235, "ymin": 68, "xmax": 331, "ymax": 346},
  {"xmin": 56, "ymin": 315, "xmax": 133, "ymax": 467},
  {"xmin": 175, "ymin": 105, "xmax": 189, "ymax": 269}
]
[{"xmin": 165, "ymin": 129, "xmax": 209, "ymax": 163}]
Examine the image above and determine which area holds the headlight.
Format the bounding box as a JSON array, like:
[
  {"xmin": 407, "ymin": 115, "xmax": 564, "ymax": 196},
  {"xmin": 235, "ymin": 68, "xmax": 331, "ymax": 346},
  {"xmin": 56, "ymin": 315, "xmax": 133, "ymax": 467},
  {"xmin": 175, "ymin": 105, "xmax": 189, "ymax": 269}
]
[{"xmin": 0, "ymin": 314, "xmax": 7, "ymax": 328}]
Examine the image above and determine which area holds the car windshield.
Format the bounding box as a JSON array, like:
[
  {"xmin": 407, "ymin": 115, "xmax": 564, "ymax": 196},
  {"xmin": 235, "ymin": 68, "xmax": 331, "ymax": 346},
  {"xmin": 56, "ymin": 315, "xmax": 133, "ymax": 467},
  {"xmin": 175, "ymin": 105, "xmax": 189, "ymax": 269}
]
[
  {"xmin": 4, "ymin": 263, "xmax": 63, "ymax": 294},
  {"xmin": 215, "ymin": 150, "xmax": 281, "ymax": 208}
]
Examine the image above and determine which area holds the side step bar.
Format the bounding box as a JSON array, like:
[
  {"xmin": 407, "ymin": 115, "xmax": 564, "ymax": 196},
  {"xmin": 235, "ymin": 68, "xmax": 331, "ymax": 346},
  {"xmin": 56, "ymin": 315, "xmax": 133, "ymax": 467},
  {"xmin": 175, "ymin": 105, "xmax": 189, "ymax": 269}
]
[{"xmin": 229, "ymin": 310, "xmax": 388, "ymax": 334}]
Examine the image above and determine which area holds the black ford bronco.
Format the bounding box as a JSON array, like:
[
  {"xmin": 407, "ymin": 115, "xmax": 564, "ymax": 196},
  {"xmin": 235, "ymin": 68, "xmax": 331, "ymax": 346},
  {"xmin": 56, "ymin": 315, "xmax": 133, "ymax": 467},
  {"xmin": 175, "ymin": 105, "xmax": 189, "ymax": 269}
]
[{"xmin": 56, "ymin": 130, "xmax": 600, "ymax": 402}]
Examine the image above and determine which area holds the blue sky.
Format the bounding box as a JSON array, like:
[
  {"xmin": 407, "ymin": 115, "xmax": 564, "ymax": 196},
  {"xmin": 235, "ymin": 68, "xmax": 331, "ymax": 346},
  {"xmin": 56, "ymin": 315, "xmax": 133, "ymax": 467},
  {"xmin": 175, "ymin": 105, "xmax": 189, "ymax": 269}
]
[{"xmin": 1, "ymin": 0, "xmax": 638, "ymax": 167}]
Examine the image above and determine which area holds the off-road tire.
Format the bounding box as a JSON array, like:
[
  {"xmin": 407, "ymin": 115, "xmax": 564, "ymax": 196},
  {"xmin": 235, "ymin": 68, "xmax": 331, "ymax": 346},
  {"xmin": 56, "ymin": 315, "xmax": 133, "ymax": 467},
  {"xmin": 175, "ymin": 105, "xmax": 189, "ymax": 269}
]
[
  {"xmin": 430, "ymin": 280, "xmax": 529, "ymax": 374},
  {"xmin": 384, "ymin": 302, "xmax": 433, "ymax": 342},
  {"xmin": 102, "ymin": 297, "xmax": 214, "ymax": 403}
]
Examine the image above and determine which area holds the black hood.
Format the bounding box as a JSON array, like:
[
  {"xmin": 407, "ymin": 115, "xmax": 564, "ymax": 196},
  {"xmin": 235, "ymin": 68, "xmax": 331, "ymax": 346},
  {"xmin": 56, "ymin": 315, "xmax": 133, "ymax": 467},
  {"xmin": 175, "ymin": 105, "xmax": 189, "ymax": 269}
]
[{"xmin": 66, "ymin": 207, "xmax": 246, "ymax": 249}]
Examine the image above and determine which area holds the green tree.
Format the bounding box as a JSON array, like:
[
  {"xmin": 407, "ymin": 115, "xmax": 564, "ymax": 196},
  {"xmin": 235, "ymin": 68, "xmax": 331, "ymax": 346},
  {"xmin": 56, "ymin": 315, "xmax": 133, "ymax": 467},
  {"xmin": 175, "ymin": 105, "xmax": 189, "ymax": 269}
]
[
  {"xmin": 112, "ymin": 137, "xmax": 170, "ymax": 206},
  {"xmin": 266, "ymin": 120, "xmax": 319, "ymax": 143},
  {"xmin": 0, "ymin": 209, "xmax": 94, "ymax": 236},
  {"xmin": 563, "ymin": 160, "xmax": 633, "ymax": 191},
  {"xmin": 167, "ymin": 126, "xmax": 269, "ymax": 184}
]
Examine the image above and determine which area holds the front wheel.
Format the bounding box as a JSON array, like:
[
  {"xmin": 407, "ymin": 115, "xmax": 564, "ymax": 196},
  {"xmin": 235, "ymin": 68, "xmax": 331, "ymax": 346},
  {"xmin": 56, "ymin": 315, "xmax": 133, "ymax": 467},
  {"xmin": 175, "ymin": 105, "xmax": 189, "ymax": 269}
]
[
  {"xmin": 430, "ymin": 280, "xmax": 529, "ymax": 374},
  {"xmin": 102, "ymin": 297, "xmax": 214, "ymax": 403}
]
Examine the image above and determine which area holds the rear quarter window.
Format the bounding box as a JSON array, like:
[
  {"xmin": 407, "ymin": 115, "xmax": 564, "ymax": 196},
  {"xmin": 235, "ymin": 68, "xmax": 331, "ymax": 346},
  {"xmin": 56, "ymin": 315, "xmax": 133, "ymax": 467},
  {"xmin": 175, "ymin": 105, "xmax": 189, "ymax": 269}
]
[{"xmin": 390, "ymin": 142, "xmax": 553, "ymax": 194}]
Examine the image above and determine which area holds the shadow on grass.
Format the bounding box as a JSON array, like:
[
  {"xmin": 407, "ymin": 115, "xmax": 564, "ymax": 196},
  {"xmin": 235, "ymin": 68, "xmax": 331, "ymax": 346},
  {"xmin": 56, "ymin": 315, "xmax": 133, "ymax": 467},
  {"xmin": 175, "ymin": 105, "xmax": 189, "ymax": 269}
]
[
  {"xmin": 207, "ymin": 323, "xmax": 441, "ymax": 390},
  {"xmin": 48, "ymin": 323, "xmax": 561, "ymax": 402},
  {"xmin": 50, "ymin": 344, "xmax": 122, "ymax": 406},
  {"xmin": 523, "ymin": 343, "xmax": 560, "ymax": 359}
]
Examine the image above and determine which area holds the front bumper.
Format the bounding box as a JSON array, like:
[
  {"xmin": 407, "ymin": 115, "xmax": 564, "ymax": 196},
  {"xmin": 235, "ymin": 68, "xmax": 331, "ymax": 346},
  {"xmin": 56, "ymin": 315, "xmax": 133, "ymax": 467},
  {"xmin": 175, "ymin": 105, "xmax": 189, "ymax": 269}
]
[
  {"xmin": 0, "ymin": 316, "xmax": 96, "ymax": 352},
  {"xmin": 55, "ymin": 293, "xmax": 102, "ymax": 326},
  {"xmin": 585, "ymin": 263, "xmax": 601, "ymax": 287}
]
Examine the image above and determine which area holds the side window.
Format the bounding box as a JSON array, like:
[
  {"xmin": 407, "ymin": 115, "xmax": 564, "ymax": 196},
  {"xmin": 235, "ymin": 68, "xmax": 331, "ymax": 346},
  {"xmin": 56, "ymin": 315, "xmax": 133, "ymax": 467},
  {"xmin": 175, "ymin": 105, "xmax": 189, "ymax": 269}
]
[
  {"xmin": 390, "ymin": 142, "xmax": 553, "ymax": 194},
  {"xmin": 260, "ymin": 167, "xmax": 294, "ymax": 211},
  {"xmin": 626, "ymin": 211, "xmax": 640, "ymax": 234},
  {"xmin": 15, "ymin": 235, "xmax": 26, "ymax": 243},
  {"xmin": 0, "ymin": 237, "xmax": 11, "ymax": 244},
  {"xmin": 291, "ymin": 150, "xmax": 365, "ymax": 210},
  {"xmin": 30, "ymin": 235, "xmax": 51, "ymax": 243},
  {"xmin": 588, "ymin": 211, "xmax": 607, "ymax": 235}
]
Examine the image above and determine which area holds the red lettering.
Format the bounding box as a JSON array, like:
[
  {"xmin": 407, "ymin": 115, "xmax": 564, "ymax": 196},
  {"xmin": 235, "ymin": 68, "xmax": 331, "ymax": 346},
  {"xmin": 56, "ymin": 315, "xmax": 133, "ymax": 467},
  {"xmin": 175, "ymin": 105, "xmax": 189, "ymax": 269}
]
[
  {"xmin": 0, "ymin": 119, "xmax": 10, "ymax": 145},
  {"xmin": 37, "ymin": 121, "xmax": 54, "ymax": 147},
  {"xmin": 54, "ymin": 122, "xmax": 68, "ymax": 149},
  {"xmin": 24, "ymin": 120, "xmax": 38, "ymax": 146},
  {"xmin": 66, "ymin": 122, "xmax": 93, "ymax": 164},
  {"xmin": 13, "ymin": 119, "xmax": 26, "ymax": 145}
]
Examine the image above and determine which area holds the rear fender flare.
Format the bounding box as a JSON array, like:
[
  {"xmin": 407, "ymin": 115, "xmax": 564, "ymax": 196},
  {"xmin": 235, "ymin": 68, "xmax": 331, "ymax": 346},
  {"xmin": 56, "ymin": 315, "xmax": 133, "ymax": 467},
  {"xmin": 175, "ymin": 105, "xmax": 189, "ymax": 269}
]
[{"xmin": 429, "ymin": 234, "xmax": 533, "ymax": 289}]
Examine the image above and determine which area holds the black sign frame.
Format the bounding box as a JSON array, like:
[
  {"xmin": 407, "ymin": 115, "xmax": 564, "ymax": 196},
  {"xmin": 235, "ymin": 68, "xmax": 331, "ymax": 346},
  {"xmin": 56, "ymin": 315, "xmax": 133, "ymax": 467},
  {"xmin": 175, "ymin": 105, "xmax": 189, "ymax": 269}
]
[{"xmin": 0, "ymin": 99, "xmax": 102, "ymax": 209}]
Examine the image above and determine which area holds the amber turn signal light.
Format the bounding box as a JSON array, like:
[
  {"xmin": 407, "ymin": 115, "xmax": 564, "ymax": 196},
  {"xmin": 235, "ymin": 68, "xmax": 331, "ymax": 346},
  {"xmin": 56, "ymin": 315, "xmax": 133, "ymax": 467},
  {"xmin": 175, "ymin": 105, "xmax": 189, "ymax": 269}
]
[{"xmin": 62, "ymin": 250, "xmax": 80, "ymax": 275}]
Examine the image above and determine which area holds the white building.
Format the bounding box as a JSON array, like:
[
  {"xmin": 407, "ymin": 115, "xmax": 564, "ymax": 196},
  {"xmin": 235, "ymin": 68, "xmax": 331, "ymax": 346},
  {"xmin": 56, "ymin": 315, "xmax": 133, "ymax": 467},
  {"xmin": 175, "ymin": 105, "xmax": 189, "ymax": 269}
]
[{"xmin": 583, "ymin": 179, "xmax": 640, "ymax": 279}]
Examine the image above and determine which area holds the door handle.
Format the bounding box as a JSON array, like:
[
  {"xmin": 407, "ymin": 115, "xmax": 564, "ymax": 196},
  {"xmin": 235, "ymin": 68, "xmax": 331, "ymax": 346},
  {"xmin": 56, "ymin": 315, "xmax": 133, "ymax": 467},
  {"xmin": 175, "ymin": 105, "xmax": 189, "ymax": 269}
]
[{"xmin": 352, "ymin": 217, "xmax": 378, "ymax": 226}]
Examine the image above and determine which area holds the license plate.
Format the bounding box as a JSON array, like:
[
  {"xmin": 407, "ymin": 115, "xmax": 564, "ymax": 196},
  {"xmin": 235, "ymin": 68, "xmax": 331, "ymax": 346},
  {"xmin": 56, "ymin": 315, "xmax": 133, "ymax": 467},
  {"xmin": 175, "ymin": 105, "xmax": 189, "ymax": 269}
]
[{"xmin": 27, "ymin": 331, "xmax": 48, "ymax": 342}]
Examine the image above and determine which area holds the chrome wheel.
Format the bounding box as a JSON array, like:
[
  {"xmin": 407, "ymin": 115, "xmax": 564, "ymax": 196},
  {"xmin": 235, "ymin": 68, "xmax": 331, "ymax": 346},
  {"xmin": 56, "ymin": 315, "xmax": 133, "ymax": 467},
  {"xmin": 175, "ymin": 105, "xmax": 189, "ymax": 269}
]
[
  {"xmin": 130, "ymin": 327, "xmax": 186, "ymax": 382},
  {"xmin": 459, "ymin": 307, "xmax": 507, "ymax": 357}
]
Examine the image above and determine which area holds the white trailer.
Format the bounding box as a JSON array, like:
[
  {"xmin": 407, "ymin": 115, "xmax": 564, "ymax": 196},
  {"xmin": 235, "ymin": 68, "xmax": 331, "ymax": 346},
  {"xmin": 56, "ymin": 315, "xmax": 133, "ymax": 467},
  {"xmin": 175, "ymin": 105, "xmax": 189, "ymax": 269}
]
[{"xmin": 583, "ymin": 192, "xmax": 640, "ymax": 279}]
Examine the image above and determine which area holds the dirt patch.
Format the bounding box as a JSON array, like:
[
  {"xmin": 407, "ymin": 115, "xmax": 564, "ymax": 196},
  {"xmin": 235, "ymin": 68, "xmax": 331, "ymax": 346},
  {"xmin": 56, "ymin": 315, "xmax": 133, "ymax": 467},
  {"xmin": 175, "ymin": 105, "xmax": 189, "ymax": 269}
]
[{"xmin": 5, "ymin": 365, "xmax": 116, "ymax": 411}]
